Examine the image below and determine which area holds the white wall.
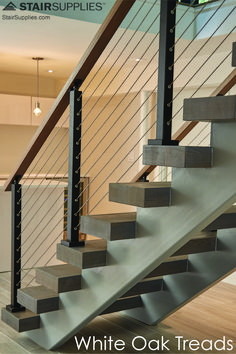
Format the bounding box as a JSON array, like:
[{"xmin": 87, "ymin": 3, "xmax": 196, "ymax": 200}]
[{"xmin": 0, "ymin": 93, "xmax": 69, "ymax": 128}]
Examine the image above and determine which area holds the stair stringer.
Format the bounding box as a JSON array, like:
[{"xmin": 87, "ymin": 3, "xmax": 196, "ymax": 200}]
[
  {"xmin": 26, "ymin": 122, "xmax": 236, "ymax": 350},
  {"xmin": 123, "ymin": 228, "xmax": 236, "ymax": 324}
]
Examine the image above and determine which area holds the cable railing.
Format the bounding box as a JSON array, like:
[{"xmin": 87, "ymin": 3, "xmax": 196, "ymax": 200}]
[
  {"xmin": 3, "ymin": 0, "xmax": 236, "ymax": 315},
  {"xmin": 143, "ymin": 0, "xmax": 236, "ymax": 182}
]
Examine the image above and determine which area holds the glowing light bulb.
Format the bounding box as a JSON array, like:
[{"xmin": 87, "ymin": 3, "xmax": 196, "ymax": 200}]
[{"xmin": 33, "ymin": 102, "xmax": 42, "ymax": 117}]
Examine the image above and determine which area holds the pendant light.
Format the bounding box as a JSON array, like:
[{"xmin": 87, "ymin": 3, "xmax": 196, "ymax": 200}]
[{"xmin": 32, "ymin": 57, "xmax": 44, "ymax": 117}]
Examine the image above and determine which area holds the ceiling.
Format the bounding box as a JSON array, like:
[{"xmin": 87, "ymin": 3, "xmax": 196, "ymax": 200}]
[{"xmin": 0, "ymin": 12, "xmax": 100, "ymax": 80}]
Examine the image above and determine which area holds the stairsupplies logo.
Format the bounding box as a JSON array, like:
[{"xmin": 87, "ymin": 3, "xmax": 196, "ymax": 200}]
[
  {"xmin": 2, "ymin": 1, "xmax": 16, "ymax": 10},
  {"xmin": 2, "ymin": 1, "xmax": 104, "ymax": 12}
]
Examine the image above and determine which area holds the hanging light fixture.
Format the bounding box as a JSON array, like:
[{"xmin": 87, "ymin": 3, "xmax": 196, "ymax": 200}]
[{"xmin": 32, "ymin": 57, "xmax": 44, "ymax": 117}]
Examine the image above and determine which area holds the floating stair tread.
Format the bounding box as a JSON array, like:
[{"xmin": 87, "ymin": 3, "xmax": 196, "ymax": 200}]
[
  {"xmin": 143, "ymin": 145, "xmax": 212, "ymax": 168},
  {"xmin": 183, "ymin": 95, "xmax": 236, "ymax": 122},
  {"xmin": 1, "ymin": 308, "xmax": 40, "ymax": 333},
  {"xmin": 36, "ymin": 264, "xmax": 82, "ymax": 293},
  {"xmin": 172, "ymin": 231, "xmax": 217, "ymax": 257},
  {"xmin": 204, "ymin": 206, "xmax": 236, "ymax": 231},
  {"xmin": 145, "ymin": 259, "xmax": 188, "ymax": 278},
  {"xmin": 57, "ymin": 240, "xmax": 107, "ymax": 269},
  {"xmin": 101, "ymin": 296, "xmax": 143, "ymax": 315},
  {"xmin": 109, "ymin": 182, "xmax": 171, "ymax": 208},
  {"xmin": 17, "ymin": 286, "xmax": 59, "ymax": 314},
  {"xmin": 80, "ymin": 212, "xmax": 136, "ymax": 240},
  {"xmin": 121, "ymin": 278, "xmax": 163, "ymax": 298}
]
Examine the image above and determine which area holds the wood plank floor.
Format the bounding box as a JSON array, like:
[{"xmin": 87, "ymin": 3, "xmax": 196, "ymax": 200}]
[{"xmin": 0, "ymin": 271, "xmax": 236, "ymax": 353}]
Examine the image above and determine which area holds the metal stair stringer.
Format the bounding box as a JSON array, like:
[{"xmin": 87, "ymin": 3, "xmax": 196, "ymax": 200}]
[
  {"xmin": 25, "ymin": 121, "xmax": 236, "ymax": 350},
  {"xmin": 123, "ymin": 228, "xmax": 236, "ymax": 325}
]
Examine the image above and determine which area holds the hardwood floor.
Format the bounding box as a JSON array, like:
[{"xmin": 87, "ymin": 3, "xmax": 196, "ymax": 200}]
[{"xmin": 0, "ymin": 271, "xmax": 236, "ymax": 353}]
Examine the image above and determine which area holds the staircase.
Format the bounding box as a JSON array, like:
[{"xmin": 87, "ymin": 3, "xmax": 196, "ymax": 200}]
[
  {"xmin": 2, "ymin": 94, "xmax": 236, "ymax": 349},
  {"xmin": 2, "ymin": 0, "xmax": 236, "ymax": 349}
]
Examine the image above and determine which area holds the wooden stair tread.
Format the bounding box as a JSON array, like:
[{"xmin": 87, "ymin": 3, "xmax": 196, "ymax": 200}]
[
  {"xmin": 17, "ymin": 286, "xmax": 59, "ymax": 314},
  {"xmin": 1, "ymin": 308, "xmax": 40, "ymax": 332},
  {"xmin": 121, "ymin": 278, "xmax": 163, "ymax": 298},
  {"xmin": 172, "ymin": 232, "xmax": 217, "ymax": 257},
  {"xmin": 109, "ymin": 182, "xmax": 171, "ymax": 208},
  {"xmin": 57, "ymin": 240, "xmax": 107, "ymax": 269},
  {"xmin": 101, "ymin": 296, "xmax": 143, "ymax": 315},
  {"xmin": 36, "ymin": 264, "xmax": 82, "ymax": 293},
  {"xmin": 80, "ymin": 212, "xmax": 136, "ymax": 240},
  {"xmin": 204, "ymin": 207, "xmax": 236, "ymax": 231},
  {"xmin": 183, "ymin": 95, "xmax": 236, "ymax": 122},
  {"xmin": 145, "ymin": 259, "xmax": 188, "ymax": 278},
  {"xmin": 143, "ymin": 145, "xmax": 212, "ymax": 168}
]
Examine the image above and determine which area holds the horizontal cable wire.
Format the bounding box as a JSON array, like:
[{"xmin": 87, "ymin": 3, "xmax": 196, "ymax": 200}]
[
  {"xmin": 19, "ymin": 0, "xmax": 234, "ymax": 288},
  {"xmin": 17, "ymin": 1, "xmax": 160, "ymax": 284},
  {"xmin": 169, "ymin": 0, "xmax": 226, "ymax": 71},
  {"xmin": 23, "ymin": 128, "xmax": 156, "ymax": 287},
  {"xmin": 76, "ymin": 8, "xmax": 160, "ymax": 146},
  {"xmin": 18, "ymin": 127, "xmax": 69, "ymax": 210},
  {"xmin": 172, "ymin": 0, "xmax": 198, "ymax": 32},
  {"xmin": 18, "ymin": 113, "xmax": 70, "ymax": 192},
  {"xmin": 17, "ymin": 155, "xmax": 69, "ymax": 239},
  {"xmin": 74, "ymin": 103, "xmax": 158, "ymax": 224},
  {"xmin": 197, "ymin": 131, "xmax": 211, "ymax": 146},
  {"xmin": 169, "ymin": 43, "xmax": 234, "ymax": 123},
  {"xmin": 17, "ymin": 224, "xmax": 67, "ymax": 285},
  {"xmin": 17, "ymin": 198, "xmax": 67, "ymax": 268},
  {"xmin": 74, "ymin": 81, "xmax": 159, "ymax": 207},
  {"xmin": 75, "ymin": 52, "xmax": 159, "ymax": 176},
  {"xmin": 70, "ymin": 1, "xmax": 147, "ymax": 125},
  {"xmin": 76, "ymin": 35, "xmax": 160, "ymax": 173},
  {"xmin": 19, "ymin": 188, "xmax": 67, "ymax": 253},
  {"xmin": 172, "ymin": 1, "xmax": 208, "ymax": 49},
  {"xmin": 16, "ymin": 1, "xmax": 147, "ymax": 197},
  {"xmin": 73, "ymin": 0, "xmax": 159, "ymax": 138},
  {"xmin": 20, "ymin": 101, "xmax": 156, "ymax": 273},
  {"xmin": 17, "ymin": 168, "xmax": 68, "ymax": 244},
  {"xmin": 185, "ymin": 123, "xmax": 210, "ymax": 146},
  {"xmin": 168, "ymin": 6, "xmax": 235, "ymax": 103},
  {"xmin": 18, "ymin": 145, "xmax": 69, "ymax": 227},
  {"xmin": 188, "ymin": 51, "xmax": 233, "ymax": 99},
  {"xmin": 23, "ymin": 233, "xmax": 64, "ymax": 288},
  {"xmin": 80, "ymin": 0, "xmax": 154, "ymax": 106},
  {"xmin": 16, "ymin": 1, "xmax": 147, "ymax": 196},
  {"xmin": 19, "ymin": 208, "xmax": 68, "ymax": 270},
  {"xmin": 75, "ymin": 119, "xmax": 157, "ymax": 228},
  {"xmin": 19, "ymin": 24, "xmax": 160, "ymax": 234},
  {"xmin": 19, "ymin": 104, "xmax": 157, "ymax": 278}
]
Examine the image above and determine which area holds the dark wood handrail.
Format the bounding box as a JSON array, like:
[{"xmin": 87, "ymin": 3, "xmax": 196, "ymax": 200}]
[
  {"xmin": 4, "ymin": 0, "xmax": 136, "ymax": 191},
  {"xmin": 132, "ymin": 67, "xmax": 236, "ymax": 182}
]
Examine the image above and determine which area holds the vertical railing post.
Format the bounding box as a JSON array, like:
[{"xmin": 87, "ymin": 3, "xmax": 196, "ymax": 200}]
[
  {"xmin": 61, "ymin": 82, "xmax": 84, "ymax": 247},
  {"xmin": 6, "ymin": 176, "xmax": 25, "ymax": 313},
  {"xmin": 148, "ymin": 0, "xmax": 179, "ymax": 146}
]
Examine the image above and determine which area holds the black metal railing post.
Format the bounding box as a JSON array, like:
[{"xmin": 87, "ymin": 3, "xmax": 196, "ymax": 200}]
[
  {"xmin": 149, "ymin": 0, "xmax": 179, "ymax": 146},
  {"xmin": 61, "ymin": 82, "xmax": 84, "ymax": 247},
  {"xmin": 6, "ymin": 177, "xmax": 25, "ymax": 313}
]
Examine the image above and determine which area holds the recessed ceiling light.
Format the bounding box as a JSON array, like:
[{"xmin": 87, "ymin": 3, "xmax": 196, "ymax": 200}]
[
  {"xmin": 48, "ymin": 69, "xmax": 53, "ymax": 73},
  {"xmin": 136, "ymin": 58, "xmax": 141, "ymax": 62}
]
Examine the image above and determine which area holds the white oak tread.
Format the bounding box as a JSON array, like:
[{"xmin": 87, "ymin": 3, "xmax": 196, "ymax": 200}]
[{"xmin": 80, "ymin": 212, "xmax": 136, "ymax": 240}]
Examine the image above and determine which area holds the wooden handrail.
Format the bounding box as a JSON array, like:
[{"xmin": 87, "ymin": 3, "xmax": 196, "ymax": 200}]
[
  {"xmin": 132, "ymin": 67, "xmax": 236, "ymax": 182},
  {"xmin": 4, "ymin": 0, "xmax": 136, "ymax": 192}
]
